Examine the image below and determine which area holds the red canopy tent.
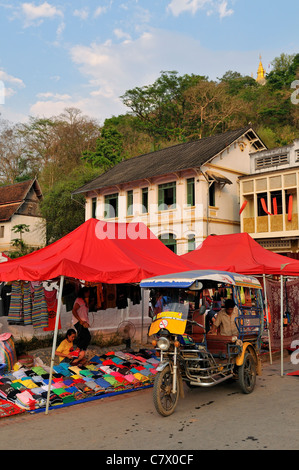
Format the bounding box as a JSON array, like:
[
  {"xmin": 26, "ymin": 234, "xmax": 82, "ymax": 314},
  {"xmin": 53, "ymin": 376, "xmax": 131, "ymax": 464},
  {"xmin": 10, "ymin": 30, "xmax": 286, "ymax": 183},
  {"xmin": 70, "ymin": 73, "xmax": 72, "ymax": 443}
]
[
  {"xmin": 181, "ymin": 232, "xmax": 299, "ymax": 275},
  {"xmin": 181, "ymin": 232, "xmax": 299, "ymax": 376},
  {"xmin": 0, "ymin": 218, "xmax": 196, "ymax": 413},
  {"xmin": 0, "ymin": 218, "xmax": 195, "ymax": 283}
]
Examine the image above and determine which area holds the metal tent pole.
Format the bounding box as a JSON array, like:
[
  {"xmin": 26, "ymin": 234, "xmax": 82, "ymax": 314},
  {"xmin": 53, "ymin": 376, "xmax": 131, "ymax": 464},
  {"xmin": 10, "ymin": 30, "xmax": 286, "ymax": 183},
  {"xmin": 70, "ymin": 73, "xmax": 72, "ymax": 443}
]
[
  {"xmin": 263, "ymin": 274, "xmax": 272, "ymax": 364},
  {"xmin": 45, "ymin": 275, "xmax": 65, "ymax": 414},
  {"xmin": 280, "ymin": 275, "xmax": 284, "ymax": 377}
]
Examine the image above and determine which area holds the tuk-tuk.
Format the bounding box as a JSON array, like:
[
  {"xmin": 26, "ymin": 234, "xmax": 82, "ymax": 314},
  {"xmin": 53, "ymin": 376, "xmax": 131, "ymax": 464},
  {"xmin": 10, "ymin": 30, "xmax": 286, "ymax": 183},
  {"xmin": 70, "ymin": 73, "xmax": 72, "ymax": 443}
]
[{"xmin": 140, "ymin": 270, "xmax": 264, "ymax": 417}]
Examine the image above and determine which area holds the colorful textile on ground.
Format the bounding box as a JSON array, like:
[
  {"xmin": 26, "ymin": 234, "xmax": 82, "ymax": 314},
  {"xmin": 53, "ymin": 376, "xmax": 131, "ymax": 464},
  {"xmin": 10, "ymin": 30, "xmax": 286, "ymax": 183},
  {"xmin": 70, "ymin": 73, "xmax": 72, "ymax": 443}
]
[
  {"xmin": 0, "ymin": 348, "xmax": 159, "ymax": 415},
  {"xmin": 0, "ymin": 399, "xmax": 25, "ymax": 418}
]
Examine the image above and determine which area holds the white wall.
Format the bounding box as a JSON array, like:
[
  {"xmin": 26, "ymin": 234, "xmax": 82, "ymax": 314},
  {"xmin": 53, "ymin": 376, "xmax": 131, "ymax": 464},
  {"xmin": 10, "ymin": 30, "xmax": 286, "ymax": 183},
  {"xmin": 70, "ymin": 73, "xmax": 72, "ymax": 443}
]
[{"xmin": 0, "ymin": 214, "xmax": 46, "ymax": 252}]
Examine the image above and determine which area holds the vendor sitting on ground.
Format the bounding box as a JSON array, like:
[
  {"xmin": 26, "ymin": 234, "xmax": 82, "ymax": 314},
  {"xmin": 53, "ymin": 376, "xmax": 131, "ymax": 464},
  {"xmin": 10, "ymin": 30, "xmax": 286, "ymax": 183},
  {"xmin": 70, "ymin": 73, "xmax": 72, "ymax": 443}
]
[
  {"xmin": 209, "ymin": 299, "xmax": 239, "ymax": 336},
  {"xmin": 55, "ymin": 329, "xmax": 86, "ymax": 365}
]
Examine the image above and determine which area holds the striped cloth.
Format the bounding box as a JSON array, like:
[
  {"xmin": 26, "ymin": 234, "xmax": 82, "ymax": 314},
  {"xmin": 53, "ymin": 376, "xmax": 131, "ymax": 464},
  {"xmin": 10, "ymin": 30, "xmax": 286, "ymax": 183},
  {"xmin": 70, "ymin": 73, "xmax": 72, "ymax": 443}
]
[
  {"xmin": 32, "ymin": 284, "xmax": 48, "ymax": 329},
  {"xmin": 0, "ymin": 334, "xmax": 17, "ymax": 371},
  {"xmin": 8, "ymin": 282, "xmax": 23, "ymax": 324},
  {"xmin": 23, "ymin": 282, "xmax": 32, "ymax": 326}
]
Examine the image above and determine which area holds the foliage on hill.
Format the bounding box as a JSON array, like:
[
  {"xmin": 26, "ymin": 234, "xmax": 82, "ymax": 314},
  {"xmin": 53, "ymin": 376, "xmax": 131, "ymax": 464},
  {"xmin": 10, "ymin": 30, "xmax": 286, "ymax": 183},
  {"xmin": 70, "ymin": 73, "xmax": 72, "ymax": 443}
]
[{"xmin": 0, "ymin": 53, "xmax": 298, "ymax": 241}]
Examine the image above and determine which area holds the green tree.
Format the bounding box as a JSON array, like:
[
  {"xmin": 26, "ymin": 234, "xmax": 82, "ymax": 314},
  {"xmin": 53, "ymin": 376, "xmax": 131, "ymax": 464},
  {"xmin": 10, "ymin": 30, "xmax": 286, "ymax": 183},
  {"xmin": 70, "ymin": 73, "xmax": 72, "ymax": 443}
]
[
  {"xmin": 121, "ymin": 71, "xmax": 206, "ymax": 146},
  {"xmin": 40, "ymin": 166, "xmax": 100, "ymax": 243},
  {"xmin": 82, "ymin": 127, "xmax": 124, "ymax": 169},
  {"xmin": 11, "ymin": 223, "xmax": 31, "ymax": 256}
]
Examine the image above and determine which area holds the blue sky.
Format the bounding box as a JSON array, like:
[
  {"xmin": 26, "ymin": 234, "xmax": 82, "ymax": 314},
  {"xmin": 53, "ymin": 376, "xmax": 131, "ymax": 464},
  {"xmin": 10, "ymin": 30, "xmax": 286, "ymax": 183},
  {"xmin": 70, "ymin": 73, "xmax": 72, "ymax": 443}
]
[{"xmin": 0, "ymin": 0, "xmax": 298, "ymax": 124}]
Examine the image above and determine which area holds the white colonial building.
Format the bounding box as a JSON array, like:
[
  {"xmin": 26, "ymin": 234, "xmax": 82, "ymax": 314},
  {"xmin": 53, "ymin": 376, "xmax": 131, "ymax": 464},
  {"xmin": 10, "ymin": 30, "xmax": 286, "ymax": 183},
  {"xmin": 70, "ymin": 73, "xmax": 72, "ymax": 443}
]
[
  {"xmin": 74, "ymin": 126, "xmax": 266, "ymax": 255},
  {"xmin": 239, "ymin": 138, "xmax": 299, "ymax": 257}
]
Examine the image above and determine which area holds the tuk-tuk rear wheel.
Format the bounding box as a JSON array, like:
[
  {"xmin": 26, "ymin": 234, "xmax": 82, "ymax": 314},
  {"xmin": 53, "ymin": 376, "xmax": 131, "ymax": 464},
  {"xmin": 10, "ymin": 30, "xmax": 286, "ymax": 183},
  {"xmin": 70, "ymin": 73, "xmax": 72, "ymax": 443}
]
[
  {"xmin": 237, "ymin": 351, "xmax": 256, "ymax": 394},
  {"xmin": 153, "ymin": 365, "xmax": 179, "ymax": 417}
]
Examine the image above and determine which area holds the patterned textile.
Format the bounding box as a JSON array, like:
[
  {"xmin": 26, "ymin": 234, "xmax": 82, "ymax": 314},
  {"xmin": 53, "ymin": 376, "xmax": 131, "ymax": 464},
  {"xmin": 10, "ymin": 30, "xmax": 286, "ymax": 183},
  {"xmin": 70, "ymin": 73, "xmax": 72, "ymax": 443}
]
[
  {"xmin": 8, "ymin": 282, "xmax": 23, "ymax": 324},
  {"xmin": 266, "ymin": 278, "xmax": 299, "ymax": 349},
  {"xmin": 32, "ymin": 284, "xmax": 48, "ymax": 329},
  {"xmin": 23, "ymin": 283, "xmax": 32, "ymax": 326},
  {"xmin": 43, "ymin": 289, "xmax": 60, "ymax": 332},
  {"xmin": 0, "ymin": 334, "xmax": 17, "ymax": 371}
]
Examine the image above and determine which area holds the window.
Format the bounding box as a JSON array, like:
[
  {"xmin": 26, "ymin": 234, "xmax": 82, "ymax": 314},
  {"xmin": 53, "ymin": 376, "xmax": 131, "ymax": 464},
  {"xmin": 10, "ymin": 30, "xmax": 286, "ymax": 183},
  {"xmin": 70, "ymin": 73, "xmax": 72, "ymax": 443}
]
[
  {"xmin": 142, "ymin": 188, "xmax": 148, "ymax": 213},
  {"xmin": 186, "ymin": 178, "xmax": 195, "ymax": 206},
  {"xmin": 209, "ymin": 182, "xmax": 215, "ymax": 207},
  {"xmin": 127, "ymin": 190, "xmax": 133, "ymax": 216},
  {"xmin": 0, "ymin": 226, "xmax": 4, "ymax": 238},
  {"xmin": 187, "ymin": 234, "xmax": 196, "ymax": 252},
  {"xmin": 257, "ymin": 192, "xmax": 270, "ymax": 216},
  {"xmin": 91, "ymin": 197, "xmax": 97, "ymax": 218},
  {"xmin": 295, "ymin": 150, "xmax": 299, "ymax": 162},
  {"xmin": 270, "ymin": 191, "xmax": 283, "ymax": 215},
  {"xmin": 255, "ymin": 153, "xmax": 289, "ymax": 170},
  {"xmin": 159, "ymin": 233, "xmax": 177, "ymax": 253},
  {"xmin": 158, "ymin": 182, "xmax": 176, "ymax": 210},
  {"xmin": 104, "ymin": 193, "xmax": 118, "ymax": 218}
]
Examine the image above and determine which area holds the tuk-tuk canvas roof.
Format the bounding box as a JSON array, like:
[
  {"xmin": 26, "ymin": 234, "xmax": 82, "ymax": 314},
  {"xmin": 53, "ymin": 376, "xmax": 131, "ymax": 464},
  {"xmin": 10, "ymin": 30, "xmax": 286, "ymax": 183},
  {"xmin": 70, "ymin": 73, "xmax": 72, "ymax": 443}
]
[
  {"xmin": 0, "ymin": 218, "xmax": 195, "ymax": 283},
  {"xmin": 140, "ymin": 269, "xmax": 262, "ymax": 289},
  {"xmin": 181, "ymin": 232, "xmax": 299, "ymax": 276}
]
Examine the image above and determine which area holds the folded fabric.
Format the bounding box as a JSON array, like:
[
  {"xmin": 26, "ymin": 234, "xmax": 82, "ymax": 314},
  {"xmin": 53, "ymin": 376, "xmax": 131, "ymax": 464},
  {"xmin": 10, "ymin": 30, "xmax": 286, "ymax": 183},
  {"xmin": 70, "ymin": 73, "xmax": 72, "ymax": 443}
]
[
  {"xmin": 133, "ymin": 373, "xmax": 150, "ymax": 383},
  {"xmin": 84, "ymin": 364, "xmax": 99, "ymax": 371},
  {"xmin": 31, "ymin": 375, "xmax": 45, "ymax": 383},
  {"xmin": 12, "ymin": 369, "xmax": 27, "ymax": 380},
  {"xmin": 79, "ymin": 369, "xmax": 94, "ymax": 377},
  {"xmin": 16, "ymin": 390, "xmax": 37, "ymax": 410},
  {"xmin": 89, "ymin": 356, "xmax": 103, "ymax": 364},
  {"xmin": 102, "ymin": 375, "xmax": 122, "ymax": 387},
  {"xmin": 10, "ymin": 381, "xmax": 27, "ymax": 391},
  {"xmin": 32, "ymin": 366, "xmax": 48, "ymax": 375},
  {"xmin": 124, "ymin": 374, "xmax": 139, "ymax": 384},
  {"xmin": 52, "ymin": 388, "xmax": 67, "ymax": 396},
  {"xmin": 94, "ymin": 377, "xmax": 111, "ymax": 388},
  {"xmin": 49, "ymin": 393, "xmax": 64, "ymax": 406},
  {"xmin": 19, "ymin": 378, "xmax": 37, "ymax": 389},
  {"xmin": 68, "ymin": 366, "xmax": 82, "ymax": 375}
]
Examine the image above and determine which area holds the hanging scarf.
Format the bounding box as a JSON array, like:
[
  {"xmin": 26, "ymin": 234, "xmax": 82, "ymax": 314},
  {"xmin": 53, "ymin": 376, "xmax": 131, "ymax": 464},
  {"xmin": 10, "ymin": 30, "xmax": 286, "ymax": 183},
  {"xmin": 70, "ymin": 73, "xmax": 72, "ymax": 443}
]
[{"xmin": 8, "ymin": 282, "xmax": 23, "ymax": 324}]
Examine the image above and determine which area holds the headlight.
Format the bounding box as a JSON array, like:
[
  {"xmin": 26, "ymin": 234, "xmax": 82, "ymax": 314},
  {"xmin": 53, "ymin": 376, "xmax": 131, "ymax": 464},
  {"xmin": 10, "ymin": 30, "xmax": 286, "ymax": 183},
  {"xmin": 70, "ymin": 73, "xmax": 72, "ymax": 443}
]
[{"xmin": 157, "ymin": 337, "xmax": 170, "ymax": 351}]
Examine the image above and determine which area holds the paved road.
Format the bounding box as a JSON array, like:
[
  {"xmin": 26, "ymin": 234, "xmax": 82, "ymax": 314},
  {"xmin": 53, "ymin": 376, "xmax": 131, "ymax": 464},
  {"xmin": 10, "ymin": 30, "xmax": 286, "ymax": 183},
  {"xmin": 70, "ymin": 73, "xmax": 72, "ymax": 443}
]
[{"xmin": 0, "ymin": 356, "xmax": 299, "ymax": 452}]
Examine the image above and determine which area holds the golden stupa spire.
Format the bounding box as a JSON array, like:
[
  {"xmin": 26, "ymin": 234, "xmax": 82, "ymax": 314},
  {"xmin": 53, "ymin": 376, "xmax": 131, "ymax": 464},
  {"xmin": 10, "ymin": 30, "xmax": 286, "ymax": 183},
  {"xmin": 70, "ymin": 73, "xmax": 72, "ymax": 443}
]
[{"xmin": 256, "ymin": 55, "xmax": 266, "ymax": 85}]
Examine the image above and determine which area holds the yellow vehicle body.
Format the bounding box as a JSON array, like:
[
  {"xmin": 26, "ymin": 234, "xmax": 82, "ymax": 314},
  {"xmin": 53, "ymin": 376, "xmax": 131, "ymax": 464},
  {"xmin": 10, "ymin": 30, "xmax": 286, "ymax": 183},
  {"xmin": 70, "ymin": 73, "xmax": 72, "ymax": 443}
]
[{"xmin": 149, "ymin": 311, "xmax": 187, "ymax": 336}]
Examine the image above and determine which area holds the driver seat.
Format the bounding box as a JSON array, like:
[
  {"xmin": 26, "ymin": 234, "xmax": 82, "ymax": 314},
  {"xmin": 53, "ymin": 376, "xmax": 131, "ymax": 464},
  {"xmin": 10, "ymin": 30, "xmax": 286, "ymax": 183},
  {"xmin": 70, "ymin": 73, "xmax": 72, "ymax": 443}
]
[{"xmin": 190, "ymin": 310, "xmax": 206, "ymax": 343}]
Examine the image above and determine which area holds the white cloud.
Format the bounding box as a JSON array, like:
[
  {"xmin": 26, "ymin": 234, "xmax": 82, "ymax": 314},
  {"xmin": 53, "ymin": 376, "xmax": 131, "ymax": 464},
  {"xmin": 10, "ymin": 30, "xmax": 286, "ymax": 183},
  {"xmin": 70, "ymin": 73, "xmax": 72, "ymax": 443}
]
[
  {"xmin": 94, "ymin": 6, "xmax": 108, "ymax": 18},
  {"xmin": 217, "ymin": 0, "xmax": 233, "ymax": 18},
  {"xmin": 167, "ymin": 0, "xmax": 234, "ymax": 18},
  {"xmin": 0, "ymin": 70, "xmax": 25, "ymax": 88},
  {"xmin": 73, "ymin": 8, "xmax": 89, "ymax": 20},
  {"xmin": 20, "ymin": 1, "xmax": 63, "ymax": 26},
  {"xmin": 36, "ymin": 92, "xmax": 71, "ymax": 100},
  {"xmin": 113, "ymin": 28, "xmax": 132, "ymax": 42}
]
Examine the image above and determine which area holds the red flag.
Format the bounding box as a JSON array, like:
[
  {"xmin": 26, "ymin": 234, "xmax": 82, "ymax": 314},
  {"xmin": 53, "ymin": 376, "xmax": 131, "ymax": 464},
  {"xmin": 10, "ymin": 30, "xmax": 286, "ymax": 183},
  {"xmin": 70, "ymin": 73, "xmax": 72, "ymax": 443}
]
[
  {"xmin": 261, "ymin": 198, "xmax": 272, "ymax": 215},
  {"xmin": 239, "ymin": 200, "xmax": 248, "ymax": 215},
  {"xmin": 288, "ymin": 195, "xmax": 293, "ymax": 221},
  {"xmin": 272, "ymin": 197, "xmax": 277, "ymax": 215}
]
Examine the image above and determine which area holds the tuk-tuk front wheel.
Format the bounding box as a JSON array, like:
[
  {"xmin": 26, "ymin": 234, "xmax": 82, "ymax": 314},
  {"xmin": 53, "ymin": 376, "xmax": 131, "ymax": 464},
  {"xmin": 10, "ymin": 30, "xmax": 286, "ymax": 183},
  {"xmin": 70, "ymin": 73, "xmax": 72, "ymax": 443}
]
[
  {"xmin": 153, "ymin": 365, "xmax": 179, "ymax": 417},
  {"xmin": 237, "ymin": 351, "xmax": 256, "ymax": 394}
]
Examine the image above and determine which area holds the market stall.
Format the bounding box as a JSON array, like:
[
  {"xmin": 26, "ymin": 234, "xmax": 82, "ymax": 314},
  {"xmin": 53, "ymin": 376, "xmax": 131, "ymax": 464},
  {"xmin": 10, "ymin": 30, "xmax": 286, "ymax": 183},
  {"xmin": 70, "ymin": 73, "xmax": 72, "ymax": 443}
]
[
  {"xmin": 181, "ymin": 232, "xmax": 299, "ymax": 375},
  {"xmin": 0, "ymin": 218, "xmax": 195, "ymax": 414}
]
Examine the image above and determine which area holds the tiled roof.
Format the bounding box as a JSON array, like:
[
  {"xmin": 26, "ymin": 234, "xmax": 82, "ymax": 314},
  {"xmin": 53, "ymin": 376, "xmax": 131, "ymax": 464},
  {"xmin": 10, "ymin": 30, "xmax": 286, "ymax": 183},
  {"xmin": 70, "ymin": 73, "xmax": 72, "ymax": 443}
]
[
  {"xmin": 0, "ymin": 179, "xmax": 42, "ymax": 222},
  {"xmin": 73, "ymin": 126, "xmax": 260, "ymax": 194},
  {"xmin": 0, "ymin": 204, "xmax": 22, "ymax": 222}
]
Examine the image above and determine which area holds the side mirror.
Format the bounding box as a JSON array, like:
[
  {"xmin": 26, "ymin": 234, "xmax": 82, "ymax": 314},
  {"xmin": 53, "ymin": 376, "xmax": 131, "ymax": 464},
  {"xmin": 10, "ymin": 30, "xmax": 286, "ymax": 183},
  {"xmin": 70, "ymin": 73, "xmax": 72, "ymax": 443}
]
[{"xmin": 199, "ymin": 305, "xmax": 206, "ymax": 315}]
